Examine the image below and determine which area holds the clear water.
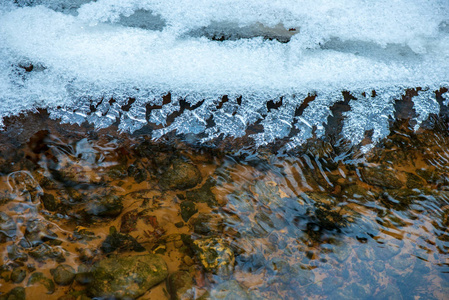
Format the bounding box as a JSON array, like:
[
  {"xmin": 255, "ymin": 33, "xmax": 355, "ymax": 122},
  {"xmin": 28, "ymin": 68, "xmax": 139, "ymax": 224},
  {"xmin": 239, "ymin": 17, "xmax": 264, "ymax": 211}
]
[{"xmin": 0, "ymin": 113, "xmax": 448, "ymax": 299}]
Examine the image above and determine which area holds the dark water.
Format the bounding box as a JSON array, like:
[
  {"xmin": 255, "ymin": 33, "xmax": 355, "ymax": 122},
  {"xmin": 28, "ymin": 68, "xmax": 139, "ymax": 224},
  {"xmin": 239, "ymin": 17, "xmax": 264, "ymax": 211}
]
[{"xmin": 0, "ymin": 114, "xmax": 448, "ymax": 299}]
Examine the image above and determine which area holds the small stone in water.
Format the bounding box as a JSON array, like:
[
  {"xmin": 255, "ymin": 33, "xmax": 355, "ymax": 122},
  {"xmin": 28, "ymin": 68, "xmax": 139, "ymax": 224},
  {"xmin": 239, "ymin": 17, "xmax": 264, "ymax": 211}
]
[
  {"xmin": 360, "ymin": 166, "xmax": 403, "ymax": 189},
  {"xmin": 27, "ymin": 272, "xmax": 55, "ymax": 294},
  {"xmin": 0, "ymin": 212, "xmax": 17, "ymax": 243},
  {"xmin": 405, "ymin": 172, "xmax": 426, "ymax": 189},
  {"xmin": 10, "ymin": 267, "xmax": 26, "ymax": 283},
  {"xmin": 101, "ymin": 226, "xmax": 145, "ymax": 253},
  {"xmin": 85, "ymin": 195, "xmax": 123, "ymax": 217},
  {"xmin": 159, "ymin": 159, "xmax": 202, "ymax": 190},
  {"xmin": 180, "ymin": 201, "xmax": 198, "ymax": 222},
  {"xmin": 41, "ymin": 193, "xmax": 59, "ymax": 212},
  {"xmin": 50, "ymin": 264, "xmax": 76, "ymax": 286},
  {"xmin": 193, "ymin": 238, "xmax": 235, "ymax": 276},
  {"xmin": 166, "ymin": 271, "xmax": 194, "ymax": 300},
  {"xmin": 7, "ymin": 244, "xmax": 28, "ymax": 262},
  {"xmin": 183, "ymin": 255, "xmax": 194, "ymax": 266}
]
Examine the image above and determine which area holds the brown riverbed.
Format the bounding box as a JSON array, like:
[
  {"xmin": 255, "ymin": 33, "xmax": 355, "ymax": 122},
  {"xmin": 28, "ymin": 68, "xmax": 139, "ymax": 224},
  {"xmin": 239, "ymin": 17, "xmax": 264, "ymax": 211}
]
[{"xmin": 0, "ymin": 112, "xmax": 448, "ymax": 299}]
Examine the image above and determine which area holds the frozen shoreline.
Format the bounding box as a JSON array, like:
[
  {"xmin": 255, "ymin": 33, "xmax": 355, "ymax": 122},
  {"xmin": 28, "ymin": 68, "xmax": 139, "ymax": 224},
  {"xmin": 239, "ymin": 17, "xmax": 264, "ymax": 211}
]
[{"xmin": 1, "ymin": 1, "xmax": 449, "ymax": 149}]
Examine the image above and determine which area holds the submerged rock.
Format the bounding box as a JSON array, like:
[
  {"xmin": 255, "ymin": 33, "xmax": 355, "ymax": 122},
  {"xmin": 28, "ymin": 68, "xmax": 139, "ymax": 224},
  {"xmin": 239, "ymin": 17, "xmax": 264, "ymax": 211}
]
[
  {"xmin": 50, "ymin": 264, "xmax": 76, "ymax": 286},
  {"xmin": 191, "ymin": 213, "xmax": 223, "ymax": 236},
  {"xmin": 0, "ymin": 212, "xmax": 17, "ymax": 243},
  {"xmin": 28, "ymin": 243, "xmax": 66, "ymax": 263},
  {"xmin": 27, "ymin": 272, "xmax": 55, "ymax": 294},
  {"xmin": 41, "ymin": 193, "xmax": 59, "ymax": 212},
  {"xmin": 19, "ymin": 218, "xmax": 59, "ymax": 248},
  {"xmin": 11, "ymin": 267, "xmax": 26, "ymax": 283},
  {"xmin": 58, "ymin": 161, "xmax": 100, "ymax": 184},
  {"xmin": 166, "ymin": 271, "xmax": 194, "ymax": 300},
  {"xmin": 0, "ymin": 287, "xmax": 25, "ymax": 300},
  {"xmin": 159, "ymin": 159, "xmax": 202, "ymax": 190},
  {"xmin": 405, "ymin": 172, "xmax": 426, "ymax": 189},
  {"xmin": 101, "ymin": 226, "xmax": 145, "ymax": 253},
  {"xmin": 185, "ymin": 177, "xmax": 218, "ymax": 207},
  {"xmin": 180, "ymin": 201, "xmax": 198, "ymax": 222},
  {"xmin": 380, "ymin": 189, "xmax": 421, "ymax": 210},
  {"xmin": 360, "ymin": 166, "xmax": 403, "ymax": 189},
  {"xmin": 85, "ymin": 194, "xmax": 123, "ymax": 217},
  {"xmin": 128, "ymin": 162, "xmax": 148, "ymax": 183},
  {"xmin": 75, "ymin": 264, "xmax": 93, "ymax": 285},
  {"xmin": 193, "ymin": 238, "xmax": 234, "ymax": 276},
  {"xmin": 88, "ymin": 254, "xmax": 168, "ymax": 299},
  {"xmin": 7, "ymin": 244, "xmax": 28, "ymax": 262}
]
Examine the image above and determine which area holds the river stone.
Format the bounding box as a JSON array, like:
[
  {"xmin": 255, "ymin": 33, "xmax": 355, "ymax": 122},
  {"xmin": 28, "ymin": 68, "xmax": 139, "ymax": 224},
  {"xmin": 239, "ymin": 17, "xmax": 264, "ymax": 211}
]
[
  {"xmin": 87, "ymin": 254, "xmax": 168, "ymax": 299},
  {"xmin": 159, "ymin": 159, "xmax": 202, "ymax": 190},
  {"xmin": 11, "ymin": 267, "xmax": 26, "ymax": 283},
  {"xmin": 41, "ymin": 193, "xmax": 59, "ymax": 212},
  {"xmin": 0, "ymin": 212, "xmax": 17, "ymax": 243},
  {"xmin": 0, "ymin": 287, "xmax": 25, "ymax": 300},
  {"xmin": 360, "ymin": 166, "xmax": 403, "ymax": 189},
  {"xmin": 101, "ymin": 226, "xmax": 145, "ymax": 253},
  {"xmin": 50, "ymin": 264, "xmax": 76, "ymax": 286},
  {"xmin": 185, "ymin": 177, "xmax": 218, "ymax": 207},
  {"xmin": 166, "ymin": 271, "xmax": 194, "ymax": 300},
  {"xmin": 27, "ymin": 272, "xmax": 55, "ymax": 294},
  {"xmin": 405, "ymin": 172, "xmax": 426, "ymax": 189},
  {"xmin": 193, "ymin": 238, "xmax": 235, "ymax": 276},
  {"xmin": 7, "ymin": 244, "xmax": 28, "ymax": 262},
  {"xmin": 180, "ymin": 201, "xmax": 198, "ymax": 222},
  {"xmin": 85, "ymin": 194, "xmax": 123, "ymax": 217}
]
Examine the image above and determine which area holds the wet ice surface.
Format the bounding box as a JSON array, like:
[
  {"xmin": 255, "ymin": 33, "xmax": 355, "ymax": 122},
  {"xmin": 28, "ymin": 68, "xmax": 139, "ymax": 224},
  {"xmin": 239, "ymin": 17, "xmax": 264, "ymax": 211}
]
[
  {"xmin": 0, "ymin": 115, "xmax": 448, "ymax": 299},
  {"xmin": 1, "ymin": 1, "xmax": 449, "ymax": 148}
]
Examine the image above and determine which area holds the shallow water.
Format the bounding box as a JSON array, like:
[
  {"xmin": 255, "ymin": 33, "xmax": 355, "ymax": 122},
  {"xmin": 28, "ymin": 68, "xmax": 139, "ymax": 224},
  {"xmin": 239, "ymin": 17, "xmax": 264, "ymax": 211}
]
[{"xmin": 0, "ymin": 114, "xmax": 448, "ymax": 299}]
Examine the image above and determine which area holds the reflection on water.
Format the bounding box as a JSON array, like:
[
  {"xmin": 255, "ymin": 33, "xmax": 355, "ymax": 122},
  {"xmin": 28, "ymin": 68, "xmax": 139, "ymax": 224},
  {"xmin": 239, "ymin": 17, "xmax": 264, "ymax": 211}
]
[{"xmin": 0, "ymin": 116, "xmax": 448, "ymax": 299}]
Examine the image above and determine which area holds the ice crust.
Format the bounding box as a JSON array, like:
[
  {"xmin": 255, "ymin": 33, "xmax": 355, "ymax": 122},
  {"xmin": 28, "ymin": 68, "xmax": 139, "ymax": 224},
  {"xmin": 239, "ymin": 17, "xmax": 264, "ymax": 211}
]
[{"xmin": 1, "ymin": 0, "xmax": 449, "ymax": 148}]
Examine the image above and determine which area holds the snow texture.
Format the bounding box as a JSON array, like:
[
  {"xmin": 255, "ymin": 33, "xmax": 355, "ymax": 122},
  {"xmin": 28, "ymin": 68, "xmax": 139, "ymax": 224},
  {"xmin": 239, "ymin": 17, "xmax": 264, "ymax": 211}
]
[{"xmin": 1, "ymin": 0, "xmax": 449, "ymax": 148}]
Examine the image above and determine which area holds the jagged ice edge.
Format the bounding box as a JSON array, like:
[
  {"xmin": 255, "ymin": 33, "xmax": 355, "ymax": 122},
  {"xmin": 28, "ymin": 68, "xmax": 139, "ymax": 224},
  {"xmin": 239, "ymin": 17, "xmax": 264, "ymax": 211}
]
[{"xmin": 44, "ymin": 87, "xmax": 449, "ymax": 150}]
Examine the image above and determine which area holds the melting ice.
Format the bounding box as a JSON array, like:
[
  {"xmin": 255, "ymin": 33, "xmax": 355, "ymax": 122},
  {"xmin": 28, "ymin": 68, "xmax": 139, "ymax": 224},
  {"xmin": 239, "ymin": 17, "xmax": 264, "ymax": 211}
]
[{"xmin": 1, "ymin": 0, "xmax": 449, "ymax": 149}]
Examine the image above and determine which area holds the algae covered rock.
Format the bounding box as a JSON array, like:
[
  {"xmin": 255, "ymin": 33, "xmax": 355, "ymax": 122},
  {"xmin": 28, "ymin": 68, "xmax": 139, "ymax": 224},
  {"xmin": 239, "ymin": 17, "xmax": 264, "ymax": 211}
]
[
  {"xmin": 50, "ymin": 264, "xmax": 76, "ymax": 286},
  {"xmin": 88, "ymin": 253, "xmax": 168, "ymax": 299},
  {"xmin": 159, "ymin": 159, "xmax": 202, "ymax": 190},
  {"xmin": 405, "ymin": 172, "xmax": 426, "ymax": 189},
  {"xmin": 27, "ymin": 272, "xmax": 55, "ymax": 294},
  {"xmin": 360, "ymin": 166, "xmax": 403, "ymax": 189},
  {"xmin": 0, "ymin": 287, "xmax": 25, "ymax": 300}
]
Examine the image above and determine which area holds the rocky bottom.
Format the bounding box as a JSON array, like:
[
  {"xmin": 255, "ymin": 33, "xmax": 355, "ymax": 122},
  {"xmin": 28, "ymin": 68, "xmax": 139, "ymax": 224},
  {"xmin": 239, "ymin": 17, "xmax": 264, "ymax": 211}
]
[{"xmin": 0, "ymin": 115, "xmax": 448, "ymax": 299}]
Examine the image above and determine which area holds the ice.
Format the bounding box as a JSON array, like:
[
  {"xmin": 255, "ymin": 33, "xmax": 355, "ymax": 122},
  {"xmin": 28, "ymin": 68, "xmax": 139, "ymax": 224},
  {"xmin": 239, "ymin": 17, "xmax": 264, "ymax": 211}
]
[
  {"xmin": 342, "ymin": 90, "xmax": 400, "ymax": 153},
  {"xmin": 0, "ymin": 1, "xmax": 449, "ymax": 148}
]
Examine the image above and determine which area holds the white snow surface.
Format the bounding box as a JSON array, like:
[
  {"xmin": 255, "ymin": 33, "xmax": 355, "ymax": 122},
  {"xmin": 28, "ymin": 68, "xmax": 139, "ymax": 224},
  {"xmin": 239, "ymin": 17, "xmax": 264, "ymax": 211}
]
[{"xmin": 0, "ymin": 0, "xmax": 449, "ymax": 149}]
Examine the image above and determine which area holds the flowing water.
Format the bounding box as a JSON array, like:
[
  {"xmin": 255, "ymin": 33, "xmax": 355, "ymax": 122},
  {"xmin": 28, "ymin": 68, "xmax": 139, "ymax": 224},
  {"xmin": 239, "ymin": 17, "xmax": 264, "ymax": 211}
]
[
  {"xmin": 2, "ymin": 1, "xmax": 449, "ymax": 299},
  {"xmin": 0, "ymin": 112, "xmax": 448, "ymax": 299}
]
